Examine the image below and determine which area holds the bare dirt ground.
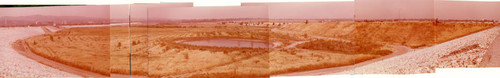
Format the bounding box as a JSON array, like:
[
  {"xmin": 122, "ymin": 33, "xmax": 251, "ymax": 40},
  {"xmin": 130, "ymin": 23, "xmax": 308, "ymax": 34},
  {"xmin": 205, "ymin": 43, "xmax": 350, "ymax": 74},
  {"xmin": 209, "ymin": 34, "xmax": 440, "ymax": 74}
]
[{"xmin": 0, "ymin": 27, "xmax": 79, "ymax": 77}]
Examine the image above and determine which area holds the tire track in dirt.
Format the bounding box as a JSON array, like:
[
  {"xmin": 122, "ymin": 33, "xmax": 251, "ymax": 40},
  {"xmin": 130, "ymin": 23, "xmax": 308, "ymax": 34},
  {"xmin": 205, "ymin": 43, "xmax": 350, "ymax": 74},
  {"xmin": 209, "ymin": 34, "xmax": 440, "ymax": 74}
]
[{"xmin": 281, "ymin": 41, "xmax": 310, "ymax": 49}]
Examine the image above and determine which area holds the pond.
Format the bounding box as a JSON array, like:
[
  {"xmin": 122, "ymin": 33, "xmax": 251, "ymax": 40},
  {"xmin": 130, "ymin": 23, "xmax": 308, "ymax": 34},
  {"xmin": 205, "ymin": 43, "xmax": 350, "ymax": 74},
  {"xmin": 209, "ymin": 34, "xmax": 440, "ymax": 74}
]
[{"xmin": 177, "ymin": 38, "xmax": 270, "ymax": 48}]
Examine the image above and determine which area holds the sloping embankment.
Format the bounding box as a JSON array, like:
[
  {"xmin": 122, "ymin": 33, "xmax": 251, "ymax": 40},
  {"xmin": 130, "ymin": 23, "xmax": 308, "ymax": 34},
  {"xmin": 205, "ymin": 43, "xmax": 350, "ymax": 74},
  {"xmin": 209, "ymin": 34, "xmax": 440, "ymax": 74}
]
[
  {"xmin": 335, "ymin": 26, "xmax": 500, "ymax": 74},
  {"xmin": 0, "ymin": 27, "xmax": 78, "ymax": 77}
]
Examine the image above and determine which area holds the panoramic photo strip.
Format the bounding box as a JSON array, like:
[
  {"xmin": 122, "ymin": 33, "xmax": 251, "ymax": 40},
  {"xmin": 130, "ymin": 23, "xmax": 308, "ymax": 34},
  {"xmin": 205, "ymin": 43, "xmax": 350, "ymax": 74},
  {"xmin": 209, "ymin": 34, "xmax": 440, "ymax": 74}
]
[{"xmin": 1, "ymin": 0, "xmax": 500, "ymax": 78}]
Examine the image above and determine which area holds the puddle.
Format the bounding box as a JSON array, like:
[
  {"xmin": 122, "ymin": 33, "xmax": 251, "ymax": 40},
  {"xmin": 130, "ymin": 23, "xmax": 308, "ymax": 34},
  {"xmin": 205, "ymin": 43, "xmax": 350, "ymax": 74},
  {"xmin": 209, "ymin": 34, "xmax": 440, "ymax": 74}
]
[{"xmin": 177, "ymin": 38, "xmax": 270, "ymax": 48}]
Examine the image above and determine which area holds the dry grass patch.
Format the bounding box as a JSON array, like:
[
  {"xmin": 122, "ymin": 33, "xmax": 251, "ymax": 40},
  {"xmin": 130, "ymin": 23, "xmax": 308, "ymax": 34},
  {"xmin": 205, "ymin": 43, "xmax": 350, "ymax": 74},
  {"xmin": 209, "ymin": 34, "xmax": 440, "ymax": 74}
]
[
  {"xmin": 145, "ymin": 26, "xmax": 271, "ymax": 77},
  {"xmin": 25, "ymin": 27, "xmax": 110, "ymax": 75},
  {"xmin": 109, "ymin": 26, "xmax": 151, "ymax": 75},
  {"xmin": 269, "ymin": 39, "xmax": 391, "ymax": 75}
]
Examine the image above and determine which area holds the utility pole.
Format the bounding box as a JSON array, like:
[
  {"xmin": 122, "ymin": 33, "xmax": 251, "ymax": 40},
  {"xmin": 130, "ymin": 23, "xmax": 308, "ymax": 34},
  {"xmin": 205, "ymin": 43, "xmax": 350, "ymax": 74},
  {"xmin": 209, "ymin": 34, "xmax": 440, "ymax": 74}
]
[{"xmin": 127, "ymin": 4, "xmax": 132, "ymax": 78}]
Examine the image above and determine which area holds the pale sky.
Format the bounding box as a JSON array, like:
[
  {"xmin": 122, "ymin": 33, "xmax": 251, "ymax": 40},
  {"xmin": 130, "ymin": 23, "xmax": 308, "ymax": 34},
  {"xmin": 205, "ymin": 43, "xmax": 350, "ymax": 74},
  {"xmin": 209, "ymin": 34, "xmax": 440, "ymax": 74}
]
[
  {"xmin": 0, "ymin": 5, "xmax": 110, "ymax": 18},
  {"xmin": 355, "ymin": 0, "xmax": 500, "ymax": 20},
  {"xmin": 110, "ymin": 3, "xmax": 193, "ymax": 20},
  {"xmin": 355, "ymin": 0, "xmax": 435, "ymax": 20},
  {"xmin": 148, "ymin": 6, "xmax": 268, "ymax": 20},
  {"xmin": 243, "ymin": 2, "xmax": 355, "ymax": 19},
  {"xmin": 435, "ymin": 1, "xmax": 500, "ymax": 20},
  {"xmin": 2, "ymin": 1, "xmax": 499, "ymax": 21}
]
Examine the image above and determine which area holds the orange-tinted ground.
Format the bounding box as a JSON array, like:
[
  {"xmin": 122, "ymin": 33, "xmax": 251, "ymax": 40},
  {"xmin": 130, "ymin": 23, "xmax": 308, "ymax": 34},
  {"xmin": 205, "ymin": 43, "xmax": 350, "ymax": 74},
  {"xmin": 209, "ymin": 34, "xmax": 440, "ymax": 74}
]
[{"xmin": 19, "ymin": 21, "xmax": 496, "ymax": 77}]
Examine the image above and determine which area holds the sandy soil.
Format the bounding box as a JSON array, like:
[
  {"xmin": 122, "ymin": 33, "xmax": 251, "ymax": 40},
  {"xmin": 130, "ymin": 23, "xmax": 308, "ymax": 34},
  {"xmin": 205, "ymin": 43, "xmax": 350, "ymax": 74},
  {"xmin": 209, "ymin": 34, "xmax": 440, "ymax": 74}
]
[
  {"xmin": 334, "ymin": 26, "xmax": 500, "ymax": 74},
  {"xmin": 0, "ymin": 27, "xmax": 79, "ymax": 77}
]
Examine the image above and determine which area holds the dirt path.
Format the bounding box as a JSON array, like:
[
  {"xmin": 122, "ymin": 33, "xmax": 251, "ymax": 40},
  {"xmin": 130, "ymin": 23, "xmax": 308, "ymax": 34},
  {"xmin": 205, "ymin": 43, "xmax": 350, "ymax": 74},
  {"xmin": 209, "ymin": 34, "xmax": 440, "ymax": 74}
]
[
  {"xmin": 282, "ymin": 41, "xmax": 309, "ymax": 49},
  {"xmin": 480, "ymin": 26, "xmax": 500, "ymax": 67},
  {"xmin": 310, "ymin": 35, "xmax": 352, "ymax": 43}
]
